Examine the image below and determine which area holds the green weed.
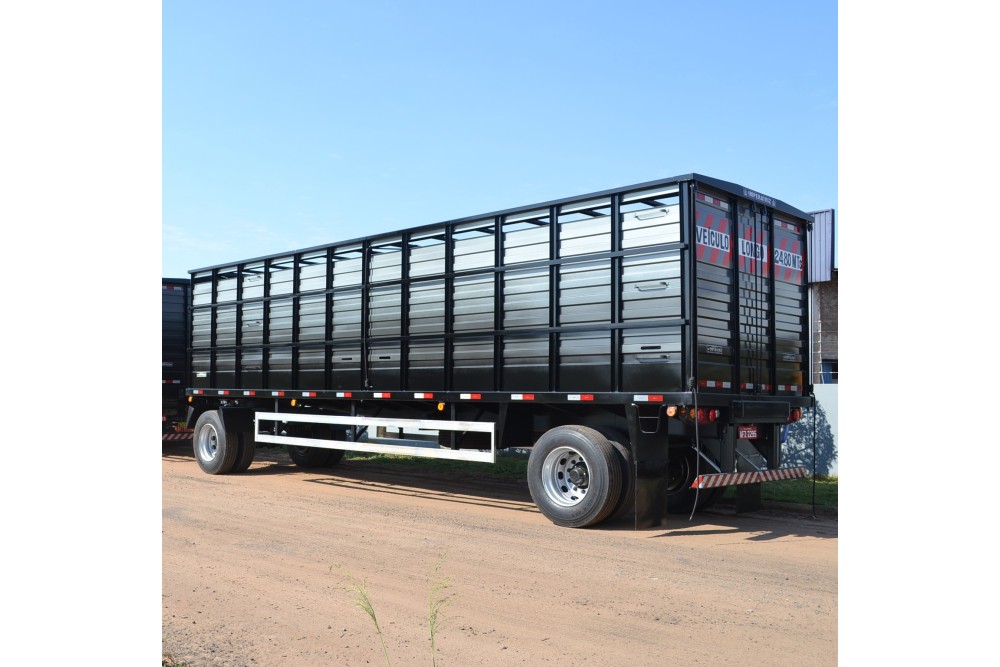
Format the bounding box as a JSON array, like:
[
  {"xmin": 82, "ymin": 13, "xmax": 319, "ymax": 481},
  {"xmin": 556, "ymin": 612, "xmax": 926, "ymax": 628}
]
[{"xmin": 334, "ymin": 558, "xmax": 452, "ymax": 667}]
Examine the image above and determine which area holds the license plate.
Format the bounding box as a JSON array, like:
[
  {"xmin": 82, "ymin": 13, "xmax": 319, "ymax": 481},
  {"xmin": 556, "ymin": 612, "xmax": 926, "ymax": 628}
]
[{"xmin": 738, "ymin": 425, "xmax": 758, "ymax": 439}]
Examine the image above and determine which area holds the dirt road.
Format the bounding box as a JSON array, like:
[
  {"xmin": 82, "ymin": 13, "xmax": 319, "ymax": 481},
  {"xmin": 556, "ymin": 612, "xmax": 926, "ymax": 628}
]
[{"xmin": 162, "ymin": 444, "xmax": 837, "ymax": 666}]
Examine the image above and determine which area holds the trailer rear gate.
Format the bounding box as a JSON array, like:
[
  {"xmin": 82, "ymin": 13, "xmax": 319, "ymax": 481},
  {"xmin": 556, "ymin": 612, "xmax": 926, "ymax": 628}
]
[{"xmin": 185, "ymin": 174, "xmax": 813, "ymax": 528}]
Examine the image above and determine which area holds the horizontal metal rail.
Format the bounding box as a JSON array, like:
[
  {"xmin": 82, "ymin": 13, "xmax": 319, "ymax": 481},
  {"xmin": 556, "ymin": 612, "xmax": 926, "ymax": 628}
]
[{"xmin": 254, "ymin": 411, "xmax": 496, "ymax": 463}]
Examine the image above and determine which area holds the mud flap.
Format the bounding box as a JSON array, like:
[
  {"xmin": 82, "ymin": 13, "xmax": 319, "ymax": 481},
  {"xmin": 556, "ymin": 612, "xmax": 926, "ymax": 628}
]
[{"xmin": 626, "ymin": 404, "xmax": 670, "ymax": 529}]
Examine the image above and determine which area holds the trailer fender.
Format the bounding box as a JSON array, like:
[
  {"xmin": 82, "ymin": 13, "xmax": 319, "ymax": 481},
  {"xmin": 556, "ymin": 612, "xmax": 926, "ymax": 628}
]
[
  {"xmin": 219, "ymin": 406, "xmax": 255, "ymax": 434},
  {"xmin": 185, "ymin": 405, "xmax": 255, "ymax": 438}
]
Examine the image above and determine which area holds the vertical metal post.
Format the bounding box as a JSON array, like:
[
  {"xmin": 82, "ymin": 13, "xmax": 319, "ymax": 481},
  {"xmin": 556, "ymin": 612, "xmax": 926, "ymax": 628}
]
[
  {"xmin": 444, "ymin": 225, "xmax": 454, "ymax": 392},
  {"xmin": 494, "ymin": 216, "xmax": 504, "ymax": 391},
  {"xmin": 262, "ymin": 259, "xmax": 271, "ymax": 388},
  {"xmin": 681, "ymin": 183, "xmax": 695, "ymax": 391},
  {"xmin": 210, "ymin": 268, "xmax": 218, "ymax": 387},
  {"xmin": 610, "ymin": 193, "xmax": 622, "ymax": 392},
  {"xmin": 400, "ymin": 233, "xmax": 410, "ymax": 390},
  {"xmin": 291, "ymin": 254, "xmax": 301, "ymax": 389},
  {"xmin": 549, "ymin": 206, "xmax": 559, "ymax": 391},
  {"xmin": 361, "ymin": 240, "xmax": 371, "ymax": 389},
  {"xmin": 235, "ymin": 264, "xmax": 244, "ymax": 386},
  {"xmin": 324, "ymin": 246, "xmax": 334, "ymax": 391}
]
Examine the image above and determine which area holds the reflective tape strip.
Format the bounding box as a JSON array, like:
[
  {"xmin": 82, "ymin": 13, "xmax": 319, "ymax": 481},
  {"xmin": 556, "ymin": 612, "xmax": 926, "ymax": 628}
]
[
  {"xmin": 217, "ymin": 390, "xmax": 229, "ymax": 396},
  {"xmin": 741, "ymin": 383, "xmax": 772, "ymax": 391},
  {"xmin": 633, "ymin": 395, "xmax": 664, "ymax": 402},
  {"xmin": 162, "ymin": 433, "xmax": 193, "ymax": 441},
  {"xmin": 568, "ymin": 394, "xmax": 594, "ymax": 401},
  {"xmin": 336, "ymin": 392, "xmax": 352, "ymax": 398},
  {"xmin": 162, "ymin": 380, "xmax": 181, "ymax": 385},
  {"xmin": 192, "ymin": 390, "xmax": 203, "ymax": 395},
  {"xmin": 699, "ymin": 380, "xmax": 731, "ymax": 389},
  {"xmin": 696, "ymin": 192, "xmax": 729, "ymax": 210},
  {"xmin": 243, "ymin": 390, "xmax": 256, "ymax": 396},
  {"xmin": 374, "ymin": 392, "xmax": 392, "ymax": 398},
  {"xmin": 511, "ymin": 394, "xmax": 535, "ymax": 401},
  {"xmin": 691, "ymin": 466, "xmax": 808, "ymax": 489},
  {"xmin": 413, "ymin": 393, "xmax": 434, "ymax": 399},
  {"xmin": 460, "ymin": 393, "xmax": 482, "ymax": 400},
  {"xmin": 302, "ymin": 391, "xmax": 316, "ymax": 397},
  {"xmin": 271, "ymin": 391, "xmax": 285, "ymax": 397},
  {"xmin": 777, "ymin": 385, "xmax": 801, "ymax": 392}
]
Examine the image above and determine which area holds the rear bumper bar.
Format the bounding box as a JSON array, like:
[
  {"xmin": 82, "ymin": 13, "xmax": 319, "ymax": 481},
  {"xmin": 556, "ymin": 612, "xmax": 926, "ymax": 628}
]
[{"xmin": 691, "ymin": 466, "xmax": 808, "ymax": 489}]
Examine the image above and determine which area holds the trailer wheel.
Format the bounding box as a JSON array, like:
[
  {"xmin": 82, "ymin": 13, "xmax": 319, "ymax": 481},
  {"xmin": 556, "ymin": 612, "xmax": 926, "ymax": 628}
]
[
  {"xmin": 527, "ymin": 426, "xmax": 622, "ymax": 528},
  {"xmin": 607, "ymin": 440, "xmax": 635, "ymax": 523},
  {"xmin": 664, "ymin": 448, "xmax": 727, "ymax": 513},
  {"xmin": 193, "ymin": 410, "xmax": 239, "ymax": 475},
  {"xmin": 286, "ymin": 424, "xmax": 347, "ymax": 468},
  {"xmin": 288, "ymin": 445, "xmax": 332, "ymax": 468},
  {"xmin": 231, "ymin": 433, "xmax": 256, "ymax": 473}
]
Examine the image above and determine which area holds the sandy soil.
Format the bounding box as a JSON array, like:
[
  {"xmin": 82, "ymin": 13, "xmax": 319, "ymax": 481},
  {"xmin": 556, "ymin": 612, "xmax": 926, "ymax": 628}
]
[{"xmin": 162, "ymin": 443, "xmax": 837, "ymax": 666}]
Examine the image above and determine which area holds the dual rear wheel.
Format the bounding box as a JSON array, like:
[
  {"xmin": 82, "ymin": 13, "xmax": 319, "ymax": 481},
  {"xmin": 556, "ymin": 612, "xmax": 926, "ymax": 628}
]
[
  {"xmin": 193, "ymin": 411, "xmax": 243, "ymax": 475},
  {"xmin": 189, "ymin": 409, "xmax": 260, "ymax": 475},
  {"xmin": 527, "ymin": 426, "xmax": 627, "ymax": 528},
  {"xmin": 193, "ymin": 411, "xmax": 350, "ymax": 474},
  {"xmin": 527, "ymin": 426, "xmax": 719, "ymax": 528}
]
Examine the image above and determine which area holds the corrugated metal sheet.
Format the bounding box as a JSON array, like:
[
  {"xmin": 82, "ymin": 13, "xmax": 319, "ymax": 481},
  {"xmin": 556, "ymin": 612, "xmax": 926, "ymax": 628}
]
[{"xmin": 808, "ymin": 209, "xmax": 835, "ymax": 283}]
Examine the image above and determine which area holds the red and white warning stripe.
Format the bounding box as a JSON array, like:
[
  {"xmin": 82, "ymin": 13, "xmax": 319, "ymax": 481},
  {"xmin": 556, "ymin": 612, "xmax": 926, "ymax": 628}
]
[
  {"xmin": 691, "ymin": 466, "xmax": 808, "ymax": 489},
  {"xmin": 775, "ymin": 220, "xmax": 799, "ymax": 232},
  {"xmin": 699, "ymin": 380, "xmax": 731, "ymax": 389},
  {"xmin": 162, "ymin": 432, "xmax": 193, "ymax": 441},
  {"xmin": 741, "ymin": 383, "xmax": 772, "ymax": 391},
  {"xmin": 777, "ymin": 385, "xmax": 801, "ymax": 392},
  {"xmin": 695, "ymin": 192, "xmax": 730, "ymax": 210}
]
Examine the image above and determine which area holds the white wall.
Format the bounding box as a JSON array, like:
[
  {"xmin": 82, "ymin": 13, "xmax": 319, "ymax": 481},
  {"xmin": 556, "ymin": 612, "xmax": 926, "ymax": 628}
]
[{"xmin": 783, "ymin": 385, "xmax": 838, "ymax": 477}]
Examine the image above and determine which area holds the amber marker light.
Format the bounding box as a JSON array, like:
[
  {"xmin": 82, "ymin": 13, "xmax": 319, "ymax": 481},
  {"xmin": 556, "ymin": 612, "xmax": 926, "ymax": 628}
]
[{"xmin": 666, "ymin": 405, "xmax": 678, "ymax": 417}]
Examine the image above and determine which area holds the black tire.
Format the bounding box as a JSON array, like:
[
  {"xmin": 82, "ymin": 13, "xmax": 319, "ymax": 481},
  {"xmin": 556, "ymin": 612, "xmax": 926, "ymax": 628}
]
[
  {"xmin": 193, "ymin": 410, "xmax": 239, "ymax": 475},
  {"xmin": 527, "ymin": 425, "xmax": 622, "ymax": 528},
  {"xmin": 606, "ymin": 440, "xmax": 636, "ymax": 523},
  {"xmin": 286, "ymin": 424, "xmax": 347, "ymax": 469},
  {"xmin": 287, "ymin": 444, "xmax": 336, "ymax": 468},
  {"xmin": 231, "ymin": 432, "xmax": 257, "ymax": 473},
  {"xmin": 665, "ymin": 447, "xmax": 721, "ymax": 513},
  {"xmin": 694, "ymin": 486, "xmax": 725, "ymax": 511},
  {"xmin": 665, "ymin": 446, "xmax": 699, "ymax": 514}
]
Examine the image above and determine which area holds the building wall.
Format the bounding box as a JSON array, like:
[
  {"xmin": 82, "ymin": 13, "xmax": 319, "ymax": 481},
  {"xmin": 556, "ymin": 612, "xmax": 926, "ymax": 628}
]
[{"xmin": 812, "ymin": 269, "xmax": 839, "ymax": 383}]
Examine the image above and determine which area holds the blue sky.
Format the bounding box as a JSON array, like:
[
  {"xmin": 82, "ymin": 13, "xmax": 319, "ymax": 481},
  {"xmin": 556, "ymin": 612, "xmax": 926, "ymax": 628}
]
[{"xmin": 163, "ymin": 0, "xmax": 837, "ymax": 278}]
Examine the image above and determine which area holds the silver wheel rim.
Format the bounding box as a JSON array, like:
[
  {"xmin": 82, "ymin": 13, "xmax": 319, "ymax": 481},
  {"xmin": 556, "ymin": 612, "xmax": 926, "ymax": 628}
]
[
  {"xmin": 196, "ymin": 422, "xmax": 220, "ymax": 462},
  {"xmin": 540, "ymin": 446, "xmax": 590, "ymax": 507}
]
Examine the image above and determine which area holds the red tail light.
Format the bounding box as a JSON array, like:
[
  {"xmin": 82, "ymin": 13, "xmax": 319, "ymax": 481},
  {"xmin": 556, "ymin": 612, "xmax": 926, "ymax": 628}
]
[
  {"xmin": 696, "ymin": 409, "xmax": 720, "ymax": 424},
  {"xmin": 788, "ymin": 408, "xmax": 803, "ymax": 423}
]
